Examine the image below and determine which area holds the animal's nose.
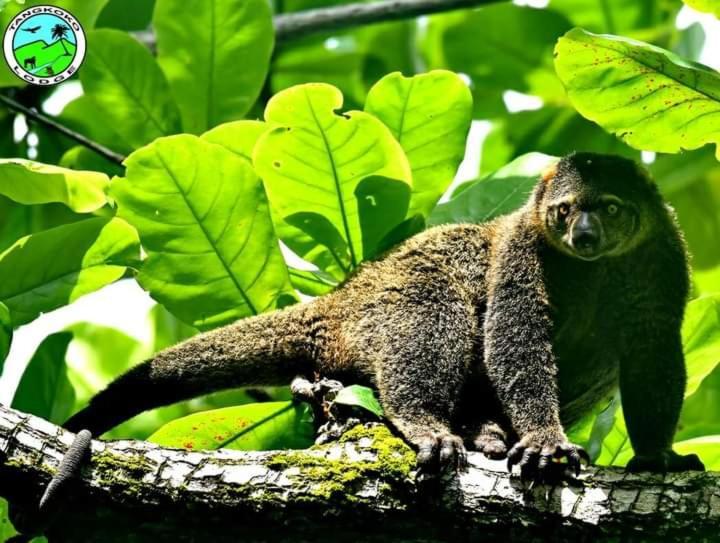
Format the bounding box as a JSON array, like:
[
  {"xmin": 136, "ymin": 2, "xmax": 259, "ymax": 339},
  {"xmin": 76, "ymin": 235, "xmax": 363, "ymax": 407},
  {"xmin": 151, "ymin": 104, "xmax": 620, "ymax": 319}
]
[{"xmin": 572, "ymin": 213, "xmax": 600, "ymax": 251}]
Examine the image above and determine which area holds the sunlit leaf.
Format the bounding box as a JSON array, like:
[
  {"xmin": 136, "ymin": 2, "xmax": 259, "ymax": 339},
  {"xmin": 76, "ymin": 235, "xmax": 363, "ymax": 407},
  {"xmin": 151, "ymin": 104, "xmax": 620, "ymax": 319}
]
[
  {"xmin": 682, "ymin": 294, "xmax": 720, "ymax": 397},
  {"xmin": 682, "ymin": 0, "xmax": 720, "ymax": 17},
  {"xmin": 288, "ymin": 268, "xmax": 338, "ymax": 297},
  {"xmin": 81, "ymin": 29, "xmax": 182, "ymax": 149},
  {"xmin": 253, "ymin": 83, "xmax": 412, "ymax": 268},
  {"xmin": 429, "ymin": 153, "xmax": 557, "ymax": 226},
  {"xmin": 154, "ymin": 0, "xmax": 273, "ymax": 133},
  {"xmin": 201, "ymin": 120, "xmax": 269, "ymax": 162},
  {"xmin": 554, "ymin": 28, "xmax": 720, "ymax": 158},
  {"xmin": 148, "ymin": 401, "xmax": 315, "ymax": 451},
  {"xmin": 674, "ymin": 435, "xmax": 720, "ymax": 469},
  {"xmin": 334, "ymin": 385, "xmax": 384, "ymax": 418},
  {"xmin": 0, "ymin": 159, "xmax": 108, "ymax": 213},
  {"xmin": 113, "ymin": 135, "xmax": 297, "ymax": 330},
  {"xmin": 0, "ymin": 218, "xmax": 140, "ymax": 326},
  {"xmin": 366, "ymin": 70, "xmax": 472, "ymax": 217},
  {"xmin": 11, "ymin": 332, "xmax": 75, "ymax": 424}
]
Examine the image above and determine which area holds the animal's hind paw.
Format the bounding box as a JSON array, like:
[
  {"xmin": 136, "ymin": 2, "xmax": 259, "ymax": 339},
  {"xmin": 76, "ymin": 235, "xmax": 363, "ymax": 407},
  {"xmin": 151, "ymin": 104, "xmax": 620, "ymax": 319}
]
[{"xmin": 416, "ymin": 432, "xmax": 468, "ymax": 481}]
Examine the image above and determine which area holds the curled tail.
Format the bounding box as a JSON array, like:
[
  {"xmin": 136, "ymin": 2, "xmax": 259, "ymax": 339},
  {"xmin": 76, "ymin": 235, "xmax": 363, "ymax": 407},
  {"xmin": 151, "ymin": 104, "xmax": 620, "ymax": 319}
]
[{"xmin": 65, "ymin": 304, "xmax": 316, "ymax": 436}]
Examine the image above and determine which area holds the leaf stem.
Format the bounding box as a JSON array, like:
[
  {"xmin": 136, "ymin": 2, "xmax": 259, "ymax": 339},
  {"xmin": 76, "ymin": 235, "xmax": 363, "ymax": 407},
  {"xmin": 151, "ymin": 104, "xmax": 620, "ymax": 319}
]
[{"xmin": 0, "ymin": 94, "xmax": 126, "ymax": 166}]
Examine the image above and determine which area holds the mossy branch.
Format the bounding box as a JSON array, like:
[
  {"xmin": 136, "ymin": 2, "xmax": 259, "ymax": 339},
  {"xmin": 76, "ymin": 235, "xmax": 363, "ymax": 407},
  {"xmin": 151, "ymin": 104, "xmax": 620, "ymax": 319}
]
[{"xmin": 0, "ymin": 404, "xmax": 719, "ymax": 542}]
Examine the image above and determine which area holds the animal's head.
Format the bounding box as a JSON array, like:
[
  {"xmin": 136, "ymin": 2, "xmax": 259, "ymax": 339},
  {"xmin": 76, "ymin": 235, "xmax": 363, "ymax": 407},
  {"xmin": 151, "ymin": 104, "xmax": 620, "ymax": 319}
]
[{"xmin": 536, "ymin": 152, "xmax": 661, "ymax": 261}]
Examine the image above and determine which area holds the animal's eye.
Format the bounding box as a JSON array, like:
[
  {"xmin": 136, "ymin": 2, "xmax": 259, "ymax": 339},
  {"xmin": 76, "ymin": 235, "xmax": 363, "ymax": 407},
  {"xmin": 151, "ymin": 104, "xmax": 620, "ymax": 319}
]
[
  {"xmin": 557, "ymin": 203, "xmax": 570, "ymax": 217},
  {"xmin": 607, "ymin": 203, "xmax": 619, "ymax": 216}
]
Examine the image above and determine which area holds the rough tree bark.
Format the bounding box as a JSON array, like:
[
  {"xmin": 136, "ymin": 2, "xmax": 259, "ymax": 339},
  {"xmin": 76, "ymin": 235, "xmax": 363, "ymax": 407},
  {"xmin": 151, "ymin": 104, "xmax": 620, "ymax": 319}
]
[{"xmin": 0, "ymin": 405, "xmax": 718, "ymax": 542}]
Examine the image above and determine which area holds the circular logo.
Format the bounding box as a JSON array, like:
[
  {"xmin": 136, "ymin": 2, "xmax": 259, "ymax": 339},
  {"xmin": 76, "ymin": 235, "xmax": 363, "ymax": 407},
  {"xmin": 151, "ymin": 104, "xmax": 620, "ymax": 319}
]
[{"xmin": 3, "ymin": 5, "xmax": 86, "ymax": 86}]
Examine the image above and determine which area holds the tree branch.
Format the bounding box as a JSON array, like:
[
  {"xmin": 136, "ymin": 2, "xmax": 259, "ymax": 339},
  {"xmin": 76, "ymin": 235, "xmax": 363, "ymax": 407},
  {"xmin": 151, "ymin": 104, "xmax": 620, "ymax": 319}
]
[
  {"xmin": 1, "ymin": 404, "xmax": 718, "ymax": 542},
  {"xmin": 0, "ymin": 94, "xmax": 126, "ymax": 166},
  {"xmin": 273, "ymin": 0, "xmax": 497, "ymax": 42}
]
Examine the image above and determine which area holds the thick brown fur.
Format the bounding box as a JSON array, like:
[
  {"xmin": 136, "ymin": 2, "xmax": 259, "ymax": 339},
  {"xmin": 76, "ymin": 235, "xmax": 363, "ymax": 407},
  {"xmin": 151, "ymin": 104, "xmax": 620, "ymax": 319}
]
[{"xmin": 65, "ymin": 152, "xmax": 703, "ymax": 477}]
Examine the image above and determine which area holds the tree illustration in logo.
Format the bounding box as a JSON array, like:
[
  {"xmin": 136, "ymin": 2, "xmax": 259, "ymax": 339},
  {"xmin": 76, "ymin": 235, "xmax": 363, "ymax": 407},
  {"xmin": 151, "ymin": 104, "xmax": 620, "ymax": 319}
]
[{"xmin": 50, "ymin": 24, "xmax": 72, "ymax": 56}]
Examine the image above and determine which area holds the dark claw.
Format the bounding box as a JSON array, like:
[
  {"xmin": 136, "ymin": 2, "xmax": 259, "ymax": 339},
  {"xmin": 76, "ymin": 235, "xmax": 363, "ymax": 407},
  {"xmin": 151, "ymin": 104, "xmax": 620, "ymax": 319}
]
[{"xmin": 416, "ymin": 433, "xmax": 467, "ymax": 477}]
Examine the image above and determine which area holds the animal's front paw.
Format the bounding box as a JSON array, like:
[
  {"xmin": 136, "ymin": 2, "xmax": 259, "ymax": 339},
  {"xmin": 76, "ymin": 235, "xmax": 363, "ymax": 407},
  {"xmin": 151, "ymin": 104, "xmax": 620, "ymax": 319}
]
[
  {"xmin": 507, "ymin": 429, "xmax": 589, "ymax": 481},
  {"xmin": 473, "ymin": 423, "xmax": 509, "ymax": 459},
  {"xmin": 416, "ymin": 432, "xmax": 468, "ymax": 479},
  {"xmin": 627, "ymin": 450, "xmax": 704, "ymax": 473}
]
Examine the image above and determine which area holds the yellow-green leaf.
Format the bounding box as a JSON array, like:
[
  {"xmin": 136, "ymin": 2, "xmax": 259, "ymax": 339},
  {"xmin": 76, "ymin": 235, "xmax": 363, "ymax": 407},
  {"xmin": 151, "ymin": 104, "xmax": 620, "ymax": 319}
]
[
  {"xmin": 0, "ymin": 159, "xmax": 108, "ymax": 213},
  {"xmin": 554, "ymin": 28, "xmax": 720, "ymax": 158}
]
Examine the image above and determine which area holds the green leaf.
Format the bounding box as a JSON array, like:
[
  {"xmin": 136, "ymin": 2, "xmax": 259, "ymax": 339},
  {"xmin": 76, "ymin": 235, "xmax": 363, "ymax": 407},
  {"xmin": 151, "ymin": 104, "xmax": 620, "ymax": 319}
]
[
  {"xmin": 59, "ymin": 146, "xmax": 124, "ymax": 178},
  {"xmin": 365, "ymin": 70, "xmax": 473, "ymax": 217},
  {"xmin": 682, "ymin": 0, "xmax": 720, "ymax": 17},
  {"xmin": 201, "ymin": 120, "xmax": 269, "ymax": 163},
  {"xmin": 0, "ymin": 0, "xmax": 109, "ymax": 87},
  {"xmin": 11, "ymin": 332, "xmax": 75, "ymax": 424},
  {"xmin": 682, "ymin": 295, "xmax": 720, "ymax": 397},
  {"xmin": 0, "ymin": 159, "xmax": 109, "ymax": 213},
  {"xmin": 0, "ymin": 217, "xmax": 140, "ymax": 326},
  {"xmin": 355, "ymin": 176, "xmax": 410, "ymax": 260},
  {"xmin": 428, "ymin": 153, "xmax": 557, "ymax": 226},
  {"xmin": 0, "ymin": 498, "xmax": 18, "ymax": 541},
  {"xmin": 97, "ymin": 0, "xmax": 156, "ymax": 31},
  {"xmin": 59, "ymin": 96, "xmax": 131, "ymax": 155},
  {"xmin": 288, "ymin": 268, "xmax": 338, "ymax": 297},
  {"xmin": 593, "ymin": 406, "xmax": 634, "ymax": 466},
  {"xmin": 549, "ymin": 0, "xmax": 679, "ymax": 34},
  {"xmin": 554, "ymin": 28, "xmax": 720, "ymax": 159},
  {"xmin": 253, "ymin": 83, "xmax": 412, "ymax": 268},
  {"xmin": 674, "ymin": 435, "xmax": 720, "ymax": 469},
  {"xmin": 334, "ymin": 385, "xmax": 384, "ymax": 418},
  {"xmin": 148, "ymin": 401, "xmax": 315, "ymax": 451},
  {"xmin": 0, "ymin": 302, "xmax": 11, "ymax": 373},
  {"xmin": 423, "ymin": 5, "xmax": 572, "ymax": 115},
  {"xmin": 113, "ymin": 135, "xmax": 297, "ymax": 330},
  {"xmin": 81, "ymin": 29, "xmax": 182, "ymax": 149},
  {"xmin": 154, "ymin": 0, "xmax": 273, "ymax": 134}
]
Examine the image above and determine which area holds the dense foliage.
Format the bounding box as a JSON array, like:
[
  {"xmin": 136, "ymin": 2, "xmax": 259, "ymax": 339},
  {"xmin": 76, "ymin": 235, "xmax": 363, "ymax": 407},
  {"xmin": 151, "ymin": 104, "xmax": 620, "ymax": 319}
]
[{"xmin": 1, "ymin": 0, "xmax": 720, "ymax": 536}]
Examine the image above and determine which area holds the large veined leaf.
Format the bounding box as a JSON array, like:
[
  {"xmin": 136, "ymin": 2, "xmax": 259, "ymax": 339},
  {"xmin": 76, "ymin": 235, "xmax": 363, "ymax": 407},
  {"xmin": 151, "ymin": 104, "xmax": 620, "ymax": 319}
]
[
  {"xmin": 428, "ymin": 153, "xmax": 557, "ymax": 226},
  {"xmin": 154, "ymin": 0, "xmax": 274, "ymax": 134},
  {"xmin": 97, "ymin": 0, "xmax": 156, "ymax": 31},
  {"xmin": 0, "ymin": 0, "xmax": 109, "ymax": 87},
  {"xmin": 682, "ymin": 295, "xmax": 720, "ymax": 397},
  {"xmin": 11, "ymin": 332, "xmax": 75, "ymax": 424},
  {"xmin": 365, "ymin": 71, "xmax": 473, "ymax": 217},
  {"xmin": 59, "ymin": 96, "xmax": 131, "ymax": 155},
  {"xmin": 0, "ymin": 159, "xmax": 108, "ymax": 213},
  {"xmin": 0, "ymin": 302, "xmax": 11, "ymax": 373},
  {"xmin": 112, "ymin": 135, "xmax": 297, "ymax": 330},
  {"xmin": 253, "ymin": 83, "xmax": 412, "ymax": 268},
  {"xmin": 148, "ymin": 401, "xmax": 315, "ymax": 451},
  {"xmin": 0, "ymin": 218, "xmax": 140, "ymax": 327},
  {"xmin": 81, "ymin": 29, "xmax": 182, "ymax": 149},
  {"xmin": 554, "ymin": 28, "xmax": 720, "ymax": 159}
]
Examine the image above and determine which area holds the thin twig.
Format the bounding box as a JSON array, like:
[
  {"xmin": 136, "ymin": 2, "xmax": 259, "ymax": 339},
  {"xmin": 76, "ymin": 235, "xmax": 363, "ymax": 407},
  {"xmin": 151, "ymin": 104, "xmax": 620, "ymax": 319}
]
[
  {"xmin": 0, "ymin": 94, "xmax": 126, "ymax": 166},
  {"xmin": 274, "ymin": 0, "xmax": 497, "ymax": 41}
]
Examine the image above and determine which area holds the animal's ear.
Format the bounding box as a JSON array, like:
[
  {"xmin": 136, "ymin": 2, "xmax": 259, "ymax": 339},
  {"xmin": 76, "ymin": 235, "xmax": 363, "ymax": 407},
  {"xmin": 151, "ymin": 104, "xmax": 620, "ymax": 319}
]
[{"xmin": 541, "ymin": 162, "xmax": 558, "ymax": 184}]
